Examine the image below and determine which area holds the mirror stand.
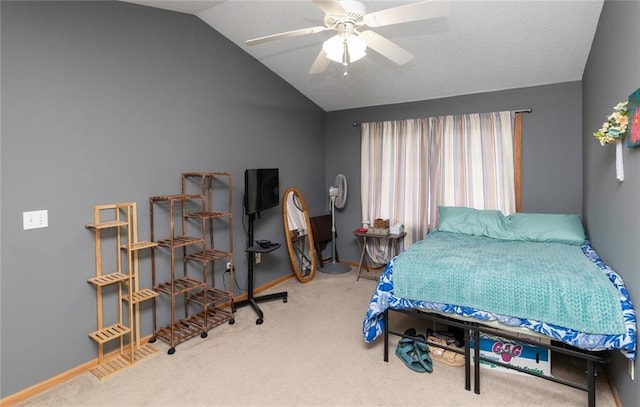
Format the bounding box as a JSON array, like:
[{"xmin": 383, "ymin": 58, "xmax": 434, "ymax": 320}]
[{"xmin": 282, "ymin": 187, "xmax": 317, "ymax": 283}]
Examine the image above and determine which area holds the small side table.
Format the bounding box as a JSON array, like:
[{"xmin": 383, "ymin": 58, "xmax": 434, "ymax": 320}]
[{"xmin": 353, "ymin": 231, "xmax": 406, "ymax": 281}]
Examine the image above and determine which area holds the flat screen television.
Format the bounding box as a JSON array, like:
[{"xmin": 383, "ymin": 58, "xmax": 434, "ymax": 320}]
[{"xmin": 244, "ymin": 168, "xmax": 279, "ymax": 215}]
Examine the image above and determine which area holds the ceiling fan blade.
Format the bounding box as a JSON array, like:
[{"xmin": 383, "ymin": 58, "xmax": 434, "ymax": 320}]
[
  {"xmin": 246, "ymin": 25, "xmax": 329, "ymax": 46},
  {"xmin": 309, "ymin": 50, "xmax": 331, "ymax": 74},
  {"xmin": 311, "ymin": 0, "xmax": 347, "ymax": 16},
  {"xmin": 359, "ymin": 30, "xmax": 414, "ymax": 65},
  {"xmin": 364, "ymin": 0, "xmax": 450, "ymax": 28}
]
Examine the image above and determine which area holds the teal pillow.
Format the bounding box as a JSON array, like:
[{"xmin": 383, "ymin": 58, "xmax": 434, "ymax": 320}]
[
  {"xmin": 437, "ymin": 206, "xmax": 513, "ymax": 240},
  {"xmin": 476, "ymin": 209, "xmax": 515, "ymax": 240},
  {"xmin": 507, "ymin": 213, "xmax": 585, "ymax": 245},
  {"xmin": 437, "ymin": 206, "xmax": 478, "ymax": 234}
]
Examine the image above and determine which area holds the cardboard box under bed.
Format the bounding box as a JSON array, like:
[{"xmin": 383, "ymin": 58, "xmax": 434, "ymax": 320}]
[{"xmin": 469, "ymin": 329, "xmax": 551, "ymax": 376}]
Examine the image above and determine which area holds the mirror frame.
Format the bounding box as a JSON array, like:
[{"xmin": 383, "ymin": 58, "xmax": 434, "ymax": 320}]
[{"xmin": 282, "ymin": 187, "xmax": 317, "ymax": 283}]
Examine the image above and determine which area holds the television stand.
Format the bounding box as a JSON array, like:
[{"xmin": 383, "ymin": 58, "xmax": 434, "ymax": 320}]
[{"xmin": 234, "ymin": 214, "xmax": 288, "ymax": 324}]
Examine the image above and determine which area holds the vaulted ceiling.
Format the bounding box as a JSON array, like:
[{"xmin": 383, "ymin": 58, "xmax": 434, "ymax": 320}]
[{"xmin": 122, "ymin": 0, "xmax": 604, "ymax": 112}]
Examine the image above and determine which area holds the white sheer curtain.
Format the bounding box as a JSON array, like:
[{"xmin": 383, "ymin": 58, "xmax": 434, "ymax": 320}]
[
  {"xmin": 427, "ymin": 111, "xmax": 516, "ymax": 226},
  {"xmin": 361, "ymin": 119, "xmax": 429, "ymax": 264},
  {"xmin": 361, "ymin": 111, "xmax": 516, "ymax": 262}
]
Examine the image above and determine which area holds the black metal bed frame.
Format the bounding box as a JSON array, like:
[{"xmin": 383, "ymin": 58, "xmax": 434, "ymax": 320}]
[{"xmin": 383, "ymin": 308, "xmax": 610, "ymax": 407}]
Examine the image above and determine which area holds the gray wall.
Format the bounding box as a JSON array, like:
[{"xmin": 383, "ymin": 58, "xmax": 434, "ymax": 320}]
[
  {"xmin": 583, "ymin": 1, "xmax": 640, "ymax": 405},
  {"xmin": 3, "ymin": 0, "xmax": 636, "ymax": 403},
  {"xmin": 0, "ymin": 1, "xmax": 326, "ymax": 397},
  {"xmin": 326, "ymin": 82, "xmax": 584, "ymax": 262}
]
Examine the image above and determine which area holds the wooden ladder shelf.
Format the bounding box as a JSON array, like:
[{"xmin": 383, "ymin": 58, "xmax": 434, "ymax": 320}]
[{"xmin": 86, "ymin": 202, "xmax": 159, "ymax": 379}]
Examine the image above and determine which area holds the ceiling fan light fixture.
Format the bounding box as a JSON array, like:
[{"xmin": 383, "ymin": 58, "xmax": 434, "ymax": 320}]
[
  {"xmin": 322, "ymin": 35, "xmax": 345, "ymax": 63},
  {"xmin": 322, "ymin": 33, "xmax": 367, "ymax": 65},
  {"xmin": 346, "ymin": 34, "xmax": 367, "ymax": 62}
]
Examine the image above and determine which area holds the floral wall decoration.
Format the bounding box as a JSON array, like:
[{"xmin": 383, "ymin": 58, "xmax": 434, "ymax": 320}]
[
  {"xmin": 593, "ymin": 99, "xmax": 629, "ymax": 181},
  {"xmin": 627, "ymin": 88, "xmax": 640, "ymax": 148},
  {"xmin": 593, "ymin": 101, "xmax": 628, "ymax": 145}
]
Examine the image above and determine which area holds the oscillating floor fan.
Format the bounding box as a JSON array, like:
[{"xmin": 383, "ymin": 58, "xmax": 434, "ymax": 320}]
[{"xmin": 320, "ymin": 174, "xmax": 351, "ymax": 274}]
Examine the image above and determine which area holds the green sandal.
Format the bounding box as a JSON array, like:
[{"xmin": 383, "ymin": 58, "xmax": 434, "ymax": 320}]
[
  {"xmin": 412, "ymin": 334, "xmax": 433, "ymax": 373},
  {"xmin": 396, "ymin": 337, "xmax": 429, "ymax": 373}
]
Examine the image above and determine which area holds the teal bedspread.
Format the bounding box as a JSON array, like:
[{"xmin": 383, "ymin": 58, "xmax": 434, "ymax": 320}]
[{"xmin": 393, "ymin": 231, "xmax": 625, "ymax": 335}]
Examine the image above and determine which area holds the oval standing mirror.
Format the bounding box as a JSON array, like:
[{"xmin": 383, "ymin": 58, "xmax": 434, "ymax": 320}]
[{"xmin": 282, "ymin": 187, "xmax": 317, "ymax": 283}]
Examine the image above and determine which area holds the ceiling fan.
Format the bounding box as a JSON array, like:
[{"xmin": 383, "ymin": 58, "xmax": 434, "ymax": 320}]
[{"xmin": 246, "ymin": 0, "xmax": 450, "ymax": 75}]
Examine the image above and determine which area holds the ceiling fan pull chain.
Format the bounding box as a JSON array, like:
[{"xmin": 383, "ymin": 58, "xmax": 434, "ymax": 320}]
[
  {"xmin": 342, "ymin": 38, "xmax": 349, "ymax": 76},
  {"xmin": 342, "ymin": 37, "xmax": 349, "ymax": 66}
]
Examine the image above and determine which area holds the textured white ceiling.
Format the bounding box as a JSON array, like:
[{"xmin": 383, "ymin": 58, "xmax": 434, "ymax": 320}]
[{"xmin": 122, "ymin": 0, "xmax": 604, "ymax": 112}]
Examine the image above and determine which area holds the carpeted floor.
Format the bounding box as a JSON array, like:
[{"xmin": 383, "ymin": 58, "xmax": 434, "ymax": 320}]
[{"xmin": 18, "ymin": 267, "xmax": 616, "ymax": 406}]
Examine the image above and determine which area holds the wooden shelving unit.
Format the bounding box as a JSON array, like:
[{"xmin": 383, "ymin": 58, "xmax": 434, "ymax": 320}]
[
  {"xmin": 182, "ymin": 172, "xmax": 235, "ymax": 326},
  {"xmin": 86, "ymin": 202, "xmax": 159, "ymax": 379},
  {"xmin": 149, "ymin": 173, "xmax": 235, "ymax": 354},
  {"xmin": 150, "ymin": 194, "xmax": 207, "ymax": 354}
]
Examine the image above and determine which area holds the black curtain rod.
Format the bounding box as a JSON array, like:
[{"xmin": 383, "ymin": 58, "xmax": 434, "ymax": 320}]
[{"xmin": 352, "ymin": 108, "xmax": 533, "ymax": 127}]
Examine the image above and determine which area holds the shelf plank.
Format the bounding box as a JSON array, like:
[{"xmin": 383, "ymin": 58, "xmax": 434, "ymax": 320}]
[
  {"xmin": 186, "ymin": 248, "xmax": 230, "ymax": 263},
  {"xmin": 154, "ymin": 315, "xmax": 205, "ymax": 346},
  {"xmin": 86, "ymin": 220, "xmax": 128, "ymax": 229},
  {"xmin": 89, "ymin": 323, "xmax": 131, "ymax": 344},
  {"xmin": 188, "ymin": 288, "xmax": 232, "ymax": 307},
  {"xmin": 89, "ymin": 343, "xmax": 159, "ymax": 380},
  {"xmin": 121, "ymin": 241, "xmax": 158, "ymax": 251},
  {"xmin": 154, "ymin": 277, "xmax": 205, "ymax": 296},
  {"xmin": 182, "ymin": 171, "xmax": 231, "ymax": 177},
  {"xmin": 123, "ymin": 288, "xmax": 159, "ymax": 304},
  {"xmin": 132, "ymin": 343, "xmax": 160, "ymax": 362},
  {"xmin": 156, "ymin": 236, "xmax": 204, "ymax": 248},
  {"xmin": 150, "ymin": 193, "xmax": 202, "ymax": 202},
  {"xmin": 88, "ymin": 273, "xmax": 128, "ymax": 287},
  {"xmin": 89, "ymin": 355, "xmax": 131, "ymax": 380},
  {"xmin": 199, "ymin": 308, "xmax": 234, "ymax": 330},
  {"xmin": 153, "ymin": 308, "xmax": 233, "ymax": 348},
  {"xmin": 185, "ymin": 211, "xmax": 231, "ymax": 219}
]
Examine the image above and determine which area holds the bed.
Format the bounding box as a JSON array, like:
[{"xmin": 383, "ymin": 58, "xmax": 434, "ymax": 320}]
[{"xmin": 362, "ymin": 207, "xmax": 637, "ymax": 406}]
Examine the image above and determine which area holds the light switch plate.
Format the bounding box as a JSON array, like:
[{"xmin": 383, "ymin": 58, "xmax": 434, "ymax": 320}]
[{"xmin": 23, "ymin": 210, "xmax": 48, "ymax": 230}]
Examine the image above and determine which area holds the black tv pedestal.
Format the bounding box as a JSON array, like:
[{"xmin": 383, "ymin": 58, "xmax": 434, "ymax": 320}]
[{"xmin": 235, "ymin": 243, "xmax": 288, "ymax": 324}]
